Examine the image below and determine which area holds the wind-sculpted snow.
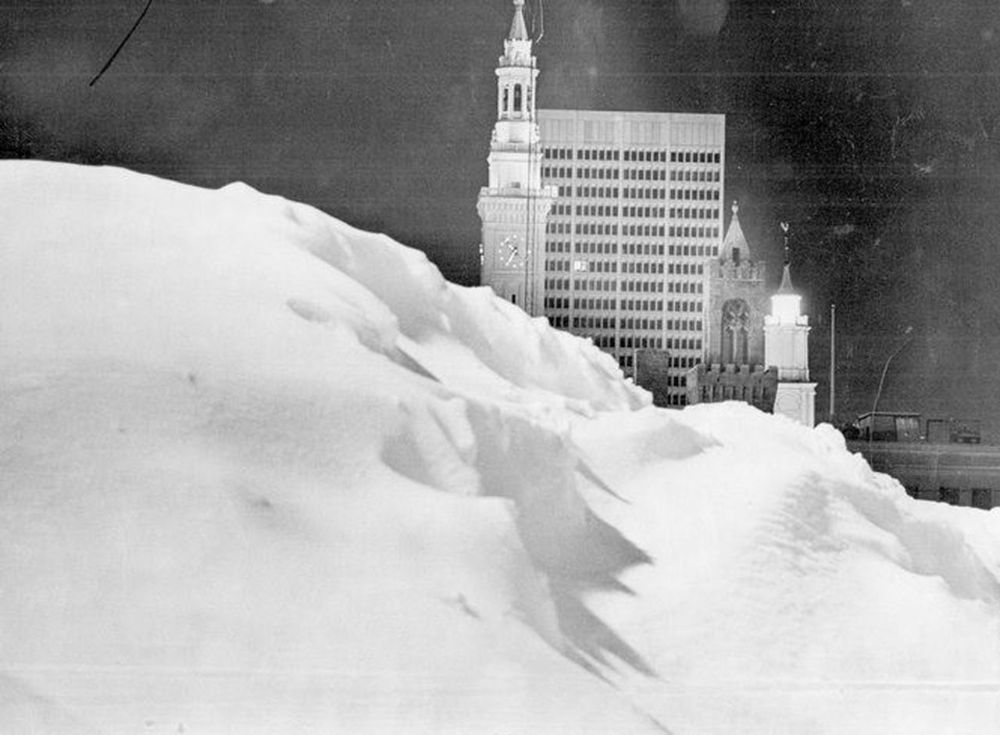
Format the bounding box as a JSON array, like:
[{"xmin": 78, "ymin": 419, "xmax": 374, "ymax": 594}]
[{"xmin": 1, "ymin": 162, "xmax": 999, "ymax": 734}]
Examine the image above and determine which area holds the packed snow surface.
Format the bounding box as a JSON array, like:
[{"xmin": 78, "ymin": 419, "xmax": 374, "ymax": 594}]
[{"xmin": 1, "ymin": 161, "xmax": 998, "ymax": 734}]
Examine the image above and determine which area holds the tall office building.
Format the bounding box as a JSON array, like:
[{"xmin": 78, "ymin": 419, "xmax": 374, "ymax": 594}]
[
  {"xmin": 477, "ymin": 3, "xmax": 727, "ymax": 407},
  {"xmin": 538, "ymin": 110, "xmax": 726, "ymax": 405}
]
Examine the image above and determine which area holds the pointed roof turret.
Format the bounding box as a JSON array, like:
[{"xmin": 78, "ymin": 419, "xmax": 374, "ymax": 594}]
[
  {"xmin": 509, "ymin": 0, "xmax": 529, "ymax": 41},
  {"xmin": 720, "ymin": 200, "xmax": 751, "ymax": 264}
]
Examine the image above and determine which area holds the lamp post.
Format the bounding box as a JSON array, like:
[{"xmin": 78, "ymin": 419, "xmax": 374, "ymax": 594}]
[{"xmin": 868, "ymin": 326, "xmax": 914, "ymax": 442}]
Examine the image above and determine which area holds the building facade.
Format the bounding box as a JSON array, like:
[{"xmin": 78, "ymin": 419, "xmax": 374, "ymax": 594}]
[
  {"xmin": 705, "ymin": 202, "xmax": 767, "ymax": 366},
  {"xmin": 478, "ymin": 2, "xmax": 727, "ymax": 407},
  {"xmin": 536, "ymin": 110, "xmax": 726, "ymax": 405}
]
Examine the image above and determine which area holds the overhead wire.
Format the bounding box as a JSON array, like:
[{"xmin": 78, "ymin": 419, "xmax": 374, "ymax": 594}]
[{"xmin": 89, "ymin": 0, "xmax": 157, "ymax": 87}]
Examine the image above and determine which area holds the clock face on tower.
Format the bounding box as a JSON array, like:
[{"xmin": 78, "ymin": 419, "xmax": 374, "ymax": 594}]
[{"xmin": 496, "ymin": 234, "xmax": 524, "ymax": 269}]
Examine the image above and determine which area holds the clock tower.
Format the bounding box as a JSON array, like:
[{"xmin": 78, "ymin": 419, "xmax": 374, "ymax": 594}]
[{"xmin": 476, "ymin": 0, "xmax": 555, "ymax": 315}]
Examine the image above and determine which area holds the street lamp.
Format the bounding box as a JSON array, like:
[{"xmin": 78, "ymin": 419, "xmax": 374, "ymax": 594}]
[{"xmin": 868, "ymin": 326, "xmax": 914, "ymax": 442}]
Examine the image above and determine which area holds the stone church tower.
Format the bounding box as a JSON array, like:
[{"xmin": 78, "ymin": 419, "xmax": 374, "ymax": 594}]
[
  {"xmin": 476, "ymin": 0, "xmax": 555, "ymax": 316},
  {"xmin": 687, "ymin": 202, "xmax": 775, "ymax": 411},
  {"xmin": 705, "ymin": 202, "xmax": 767, "ymax": 365}
]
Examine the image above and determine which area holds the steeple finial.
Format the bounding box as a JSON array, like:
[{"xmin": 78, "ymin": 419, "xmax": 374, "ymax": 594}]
[
  {"xmin": 777, "ymin": 222, "xmax": 796, "ymax": 294},
  {"xmin": 509, "ymin": 0, "xmax": 529, "ymax": 41}
]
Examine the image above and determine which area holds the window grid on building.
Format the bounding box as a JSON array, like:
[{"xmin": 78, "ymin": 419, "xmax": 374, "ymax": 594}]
[{"xmin": 537, "ymin": 111, "xmax": 725, "ymax": 402}]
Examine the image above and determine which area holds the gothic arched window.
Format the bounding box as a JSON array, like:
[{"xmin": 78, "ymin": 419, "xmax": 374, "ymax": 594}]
[
  {"xmin": 513, "ymin": 84, "xmax": 523, "ymax": 113},
  {"xmin": 502, "ymin": 87, "xmax": 510, "ymax": 115},
  {"xmin": 721, "ymin": 299, "xmax": 750, "ymax": 365}
]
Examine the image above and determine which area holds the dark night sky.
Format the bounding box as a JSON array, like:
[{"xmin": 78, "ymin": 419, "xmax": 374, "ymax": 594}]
[{"xmin": 3, "ymin": 0, "xmax": 1000, "ymax": 427}]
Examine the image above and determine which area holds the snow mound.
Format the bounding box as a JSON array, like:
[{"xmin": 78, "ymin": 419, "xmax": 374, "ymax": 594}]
[{"xmin": 1, "ymin": 161, "xmax": 998, "ymax": 735}]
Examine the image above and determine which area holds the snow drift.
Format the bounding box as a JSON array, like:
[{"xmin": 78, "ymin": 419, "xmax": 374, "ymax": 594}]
[{"xmin": 1, "ymin": 161, "xmax": 998, "ymax": 734}]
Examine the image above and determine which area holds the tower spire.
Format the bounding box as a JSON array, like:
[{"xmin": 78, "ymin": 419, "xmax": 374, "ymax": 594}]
[
  {"xmin": 477, "ymin": 0, "xmax": 554, "ymax": 316},
  {"xmin": 777, "ymin": 221, "xmax": 796, "ymax": 294},
  {"xmin": 509, "ymin": 0, "xmax": 529, "ymax": 41},
  {"xmin": 720, "ymin": 200, "xmax": 751, "ymax": 264}
]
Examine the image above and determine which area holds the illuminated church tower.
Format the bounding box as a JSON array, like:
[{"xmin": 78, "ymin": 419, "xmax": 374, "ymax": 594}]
[
  {"xmin": 476, "ymin": 0, "xmax": 555, "ymax": 315},
  {"xmin": 764, "ymin": 232, "xmax": 817, "ymax": 426}
]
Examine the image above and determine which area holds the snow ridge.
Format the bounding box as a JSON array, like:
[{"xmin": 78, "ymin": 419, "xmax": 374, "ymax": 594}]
[{"xmin": 2, "ymin": 162, "xmax": 999, "ymax": 735}]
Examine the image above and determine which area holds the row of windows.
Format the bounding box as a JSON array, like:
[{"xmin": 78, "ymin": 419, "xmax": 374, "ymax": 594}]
[
  {"xmin": 545, "ymin": 167, "xmax": 621, "ymax": 180},
  {"xmin": 624, "ymin": 243, "xmax": 665, "ymax": 256},
  {"xmin": 577, "ymin": 204, "xmax": 621, "ymax": 217},
  {"xmin": 542, "ymin": 148, "xmax": 721, "ymax": 165},
  {"xmin": 575, "ymin": 318, "xmax": 619, "ymax": 331},
  {"xmin": 623, "ymin": 188, "xmax": 666, "ymax": 200},
  {"xmin": 624, "ymin": 206, "xmax": 665, "ymax": 219},
  {"xmin": 668, "ymin": 300, "xmax": 703, "ymax": 312},
  {"xmin": 546, "ymin": 241, "xmax": 618, "ymax": 254},
  {"xmin": 543, "ymin": 310, "xmax": 705, "ymax": 340},
  {"xmin": 569, "ymin": 280, "xmax": 665, "ymax": 294},
  {"xmin": 544, "ymin": 148, "xmax": 617, "ymax": 161},
  {"xmin": 673, "ymin": 151, "xmax": 720, "ymax": 164},
  {"xmin": 556, "ymin": 295, "xmax": 666, "ymax": 312},
  {"xmin": 574, "ymin": 186, "xmax": 618, "ymax": 199},
  {"xmin": 671, "ymin": 244, "xmax": 718, "ymax": 257},
  {"xmin": 559, "ymin": 204, "xmax": 675, "ymax": 218},
  {"xmin": 666, "ymin": 337, "xmax": 703, "ymax": 350},
  {"xmin": 545, "ymin": 241, "xmax": 719, "ymax": 258},
  {"xmin": 668, "ymin": 282, "xmax": 703, "ymax": 294},
  {"xmin": 623, "ymin": 169, "xmax": 668, "ymax": 181},
  {"xmin": 623, "ymin": 261, "xmax": 664, "ymax": 274},
  {"xmin": 543, "ymin": 273, "xmax": 708, "ymax": 292},
  {"xmin": 549, "ymin": 294, "xmax": 703, "ymax": 313},
  {"xmin": 548, "ymin": 222, "xmax": 617, "ymax": 235},
  {"xmin": 550, "ymin": 187, "xmax": 720, "ymax": 205},
  {"xmin": 593, "ymin": 335, "xmax": 622, "ymax": 349},
  {"xmin": 543, "ymin": 259, "xmax": 625, "ymax": 273},
  {"xmin": 555, "ymin": 260, "xmax": 705, "ymax": 278},
  {"xmin": 552, "ymin": 222, "xmax": 722, "ymax": 239},
  {"xmin": 671, "ymin": 189, "xmax": 721, "ymax": 201},
  {"xmin": 669, "ymin": 263, "xmax": 705, "ymax": 275},
  {"xmin": 550, "ymin": 222, "xmax": 721, "ymax": 237},
  {"xmin": 672, "ymin": 207, "xmax": 716, "ymax": 220},
  {"xmin": 544, "ymin": 167, "xmax": 725, "ymax": 182},
  {"xmin": 618, "ymin": 354, "xmax": 698, "ymax": 374},
  {"xmin": 670, "ymin": 226, "xmax": 720, "ymax": 238},
  {"xmin": 621, "ymin": 336, "xmax": 669, "ymax": 349},
  {"xmin": 541, "ymin": 287, "xmax": 705, "ymax": 317},
  {"xmin": 555, "ymin": 242, "xmax": 667, "ymax": 256},
  {"xmin": 670, "ymin": 356, "xmax": 699, "ymax": 368},
  {"xmin": 670, "ymin": 170, "xmax": 721, "ymax": 183}
]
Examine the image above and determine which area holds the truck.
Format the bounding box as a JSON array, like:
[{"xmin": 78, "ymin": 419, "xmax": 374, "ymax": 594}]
[{"xmin": 854, "ymin": 413, "xmax": 981, "ymax": 445}]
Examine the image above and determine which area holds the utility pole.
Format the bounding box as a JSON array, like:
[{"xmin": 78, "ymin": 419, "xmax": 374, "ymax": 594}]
[{"xmin": 829, "ymin": 303, "xmax": 836, "ymax": 423}]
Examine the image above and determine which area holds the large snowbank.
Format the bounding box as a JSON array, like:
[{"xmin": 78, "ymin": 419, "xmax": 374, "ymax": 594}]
[{"xmin": 1, "ymin": 161, "xmax": 998, "ymax": 734}]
